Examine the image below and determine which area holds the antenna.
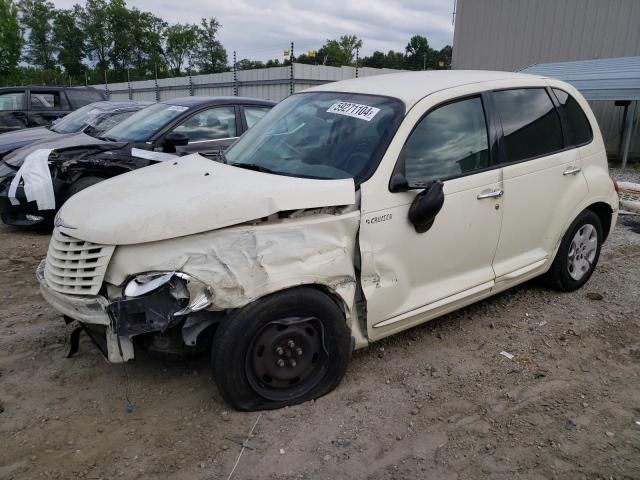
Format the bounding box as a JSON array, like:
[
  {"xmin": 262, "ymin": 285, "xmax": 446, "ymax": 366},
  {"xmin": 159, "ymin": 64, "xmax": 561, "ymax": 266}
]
[{"xmin": 452, "ymin": 0, "xmax": 457, "ymax": 25}]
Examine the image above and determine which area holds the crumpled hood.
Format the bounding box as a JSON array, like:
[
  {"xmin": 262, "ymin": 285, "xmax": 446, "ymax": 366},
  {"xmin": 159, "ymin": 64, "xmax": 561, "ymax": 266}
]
[
  {"xmin": 57, "ymin": 153, "xmax": 356, "ymax": 245},
  {"xmin": 4, "ymin": 132, "xmax": 105, "ymax": 167},
  {"xmin": 0, "ymin": 127, "xmax": 57, "ymax": 156}
]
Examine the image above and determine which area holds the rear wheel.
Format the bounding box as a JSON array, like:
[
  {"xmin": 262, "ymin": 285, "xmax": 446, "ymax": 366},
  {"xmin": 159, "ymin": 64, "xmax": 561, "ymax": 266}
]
[
  {"xmin": 546, "ymin": 210, "xmax": 602, "ymax": 291},
  {"xmin": 211, "ymin": 287, "xmax": 351, "ymax": 411}
]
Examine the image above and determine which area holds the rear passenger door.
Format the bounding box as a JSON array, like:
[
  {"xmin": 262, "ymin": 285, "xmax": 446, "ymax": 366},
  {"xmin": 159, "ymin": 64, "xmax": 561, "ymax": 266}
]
[
  {"xmin": 491, "ymin": 88, "xmax": 588, "ymax": 282},
  {"xmin": 170, "ymin": 106, "xmax": 238, "ymax": 157},
  {"xmin": 27, "ymin": 89, "xmax": 70, "ymax": 127}
]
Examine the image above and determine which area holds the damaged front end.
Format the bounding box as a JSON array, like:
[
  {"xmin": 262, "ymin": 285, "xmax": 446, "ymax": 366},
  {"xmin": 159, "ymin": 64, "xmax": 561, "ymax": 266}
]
[{"xmin": 38, "ymin": 260, "xmax": 221, "ymax": 362}]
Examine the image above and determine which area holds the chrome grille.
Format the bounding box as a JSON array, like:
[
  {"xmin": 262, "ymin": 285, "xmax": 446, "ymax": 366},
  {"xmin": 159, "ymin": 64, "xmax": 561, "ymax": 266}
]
[{"xmin": 44, "ymin": 228, "xmax": 114, "ymax": 295}]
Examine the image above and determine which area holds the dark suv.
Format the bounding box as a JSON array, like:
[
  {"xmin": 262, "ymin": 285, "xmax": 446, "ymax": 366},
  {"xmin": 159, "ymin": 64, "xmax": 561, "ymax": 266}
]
[{"xmin": 0, "ymin": 86, "xmax": 107, "ymax": 134}]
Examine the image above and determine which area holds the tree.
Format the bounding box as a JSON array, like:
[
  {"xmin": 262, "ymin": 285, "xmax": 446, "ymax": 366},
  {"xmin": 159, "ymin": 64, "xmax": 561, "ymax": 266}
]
[
  {"xmin": 0, "ymin": 0, "xmax": 22, "ymax": 77},
  {"xmin": 194, "ymin": 18, "xmax": 227, "ymax": 73},
  {"xmin": 53, "ymin": 6, "xmax": 85, "ymax": 78},
  {"xmin": 131, "ymin": 10, "xmax": 165, "ymax": 77},
  {"xmin": 163, "ymin": 23, "xmax": 198, "ymax": 76},
  {"xmin": 404, "ymin": 34, "xmax": 436, "ymax": 70},
  {"xmin": 18, "ymin": 0, "xmax": 56, "ymax": 70},
  {"xmin": 109, "ymin": 0, "xmax": 135, "ymax": 73},
  {"xmin": 235, "ymin": 58, "xmax": 265, "ymax": 70},
  {"xmin": 81, "ymin": 0, "xmax": 112, "ymax": 72},
  {"xmin": 319, "ymin": 34, "xmax": 362, "ymax": 66},
  {"xmin": 437, "ymin": 45, "xmax": 452, "ymax": 69}
]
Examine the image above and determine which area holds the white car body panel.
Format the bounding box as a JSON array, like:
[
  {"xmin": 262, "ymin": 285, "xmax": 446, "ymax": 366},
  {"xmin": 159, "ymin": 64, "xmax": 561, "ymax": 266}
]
[
  {"xmin": 55, "ymin": 153, "xmax": 356, "ymax": 245},
  {"xmin": 37, "ymin": 71, "xmax": 618, "ymax": 362}
]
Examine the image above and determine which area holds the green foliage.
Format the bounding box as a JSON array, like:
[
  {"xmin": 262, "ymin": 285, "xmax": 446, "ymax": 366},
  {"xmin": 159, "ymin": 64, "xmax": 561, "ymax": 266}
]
[
  {"xmin": 319, "ymin": 34, "xmax": 363, "ymax": 66},
  {"xmin": 163, "ymin": 23, "xmax": 199, "ymax": 76},
  {"xmin": 18, "ymin": 0, "xmax": 56, "ymax": 69},
  {"xmin": 0, "ymin": 0, "xmax": 22, "ymax": 78},
  {"xmin": 80, "ymin": 0, "xmax": 111, "ymax": 71},
  {"xmin": 7, "ymin": 0, "xmax": 452, "ymax": 86},
  {"xmin": 53, "ymin": 6, "xmax": 85, "ymax": 79},
  {"xmin": 193, "ymin": 18, "xmax": 227, "ymax": 74}
]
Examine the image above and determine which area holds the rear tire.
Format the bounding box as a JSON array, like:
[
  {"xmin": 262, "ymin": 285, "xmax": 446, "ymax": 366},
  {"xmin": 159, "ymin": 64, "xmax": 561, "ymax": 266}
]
[
  {"xmin": 63, "ymin": 176, "xmax": 105, "ymax": 203},
  {"xmin": 211, "ymin": 287, "xmax": 351, "ymax": 411},
  {"xmin": 545, "ymin": 210, "xmax": 602, "ymax": 292}
]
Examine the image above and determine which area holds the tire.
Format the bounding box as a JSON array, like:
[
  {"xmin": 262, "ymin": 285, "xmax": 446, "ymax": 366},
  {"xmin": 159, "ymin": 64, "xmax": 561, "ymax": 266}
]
[
  {"xmin": 63, "ymin": 176, "xmax": 105, "ymax": 203},
  {"xmin": 211, "ymin": 287, "xmax": 351, "ymax": 411},
  {"xmin": 546, "ymin": 210, "xmax": 603, "ymax": 292}
]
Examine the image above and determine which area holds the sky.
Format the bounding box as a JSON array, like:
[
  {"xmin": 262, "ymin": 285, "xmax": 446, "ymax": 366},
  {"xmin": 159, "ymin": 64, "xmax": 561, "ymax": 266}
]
[{"xmin": 52, "ymin": 0, "xmax": 455, "ymax": 61}]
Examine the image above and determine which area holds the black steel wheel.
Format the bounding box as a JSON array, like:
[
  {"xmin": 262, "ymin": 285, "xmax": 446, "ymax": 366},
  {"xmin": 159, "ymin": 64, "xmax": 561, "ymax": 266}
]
[
  {"xmin": 211, "ymin": 287, "xmax": 351, "ymax": 411},
  {"xmin": 245, "ymin": 317, "xmax": 328, "ymax": 401}
]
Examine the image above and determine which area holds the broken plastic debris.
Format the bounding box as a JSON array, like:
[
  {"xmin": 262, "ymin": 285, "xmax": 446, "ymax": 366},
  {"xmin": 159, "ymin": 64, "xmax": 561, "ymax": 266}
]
[
  {"xmin": 499, "ymin": 351, "xmax": 514, "ymax": 360},
  {"xmin": 538, "ymin": 320, "xmax": 548, "ymax": 327}
]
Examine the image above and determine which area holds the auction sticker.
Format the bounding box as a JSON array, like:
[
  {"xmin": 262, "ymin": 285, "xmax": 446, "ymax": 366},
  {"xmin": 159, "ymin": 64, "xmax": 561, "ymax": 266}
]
[{"xmin": 327, "ymin": 102, "xmax": 380, "ymax": 121}]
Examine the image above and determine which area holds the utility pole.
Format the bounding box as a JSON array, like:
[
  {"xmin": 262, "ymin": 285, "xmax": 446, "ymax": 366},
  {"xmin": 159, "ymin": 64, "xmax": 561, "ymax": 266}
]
[
  {"xmin": 289, "ymin": 41, "xmax": 294, "ymax": 96},
  {"xmin": 103, "ymin": 70, "xmax": 110, "ymax": 99},
  {"xmin": 154, "ymin": 63, "xmax": 160, "ymax": 102},
  {"xmin": 127, "ymin": 68, "xmax": 132, "ymax": 100},
  {"xmin": 355, "ymin": 47, "xmax": 359, "ymax": 78},
  {"xmin": 233, "ymin": 50, "xmax": 238, "ymax": 96},
  {"xmin": 423, "ymin": 53, "xmax": 426, "ymax": 71}
]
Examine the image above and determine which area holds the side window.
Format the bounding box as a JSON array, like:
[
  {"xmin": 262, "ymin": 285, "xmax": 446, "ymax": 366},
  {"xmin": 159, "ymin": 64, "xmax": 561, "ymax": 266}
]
[
  {"xmin": 493, "ymin": 88, "xmax": 563, "ymax": 163},
  {"xmin": 552, "ymin": 88, "xmax": 593, "ymax": 146},
  {"xmin": 173, "ymin": 106, "xmax": 237, "ymax": 142},
  {"xmin": 30, "ymin": 92, "xmax": 62, "ymax": 110},
  {"xmin": 404, "ymin": 96, "xmax": 490, "ymax": 184},
  {"xmin": 244, "ymin": 107, "xmax": 270, "ymax": 129},
  {"xmin": 0, "ymin": 92, "xmax": 26, "ymax": 110}
]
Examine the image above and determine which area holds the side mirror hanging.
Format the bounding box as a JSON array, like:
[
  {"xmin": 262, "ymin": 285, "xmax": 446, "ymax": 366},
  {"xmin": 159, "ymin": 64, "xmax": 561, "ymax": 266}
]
[{"xmin": 408, "ymin": 180, "xmax": 444, "ymax": 233}]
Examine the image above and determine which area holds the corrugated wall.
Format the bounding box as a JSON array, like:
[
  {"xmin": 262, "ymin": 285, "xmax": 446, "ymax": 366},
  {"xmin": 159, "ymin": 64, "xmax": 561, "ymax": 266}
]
[
  {"xmin": 94, "ymin": 64, "xmax": 403, "ymax": 103},
  {"xmin": 452, "ymin": 0, "xmax": 640, "ymax": 156}
]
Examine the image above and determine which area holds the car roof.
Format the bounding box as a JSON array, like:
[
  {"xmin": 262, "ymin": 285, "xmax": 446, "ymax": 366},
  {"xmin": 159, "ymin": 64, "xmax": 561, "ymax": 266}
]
[
  {"xmin": 0, "ymin": 86, "xmax": 102, "ymax": 92},
  {"xmin": 304, "ymin": 70, "xmax": 547, "ymax": 108},
  {"xmin": 89, "ymin": 100, "xmax": 153, "ymax": 111},
  {"xmin": 162, "ymin": 96, "xmax": 276, "ymax": 108}
]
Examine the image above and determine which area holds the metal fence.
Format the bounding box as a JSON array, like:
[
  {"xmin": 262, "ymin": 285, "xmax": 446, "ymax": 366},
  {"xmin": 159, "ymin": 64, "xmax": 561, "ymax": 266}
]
[{"xmin": 93, "ymin": 64, "xmax": 403, "ymax": 103}]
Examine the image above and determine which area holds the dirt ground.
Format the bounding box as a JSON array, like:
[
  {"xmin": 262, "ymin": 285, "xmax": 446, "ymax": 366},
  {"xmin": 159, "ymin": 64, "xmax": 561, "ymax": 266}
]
[{"xmin": 1, "ymin": 211, "xmax": 640, "ymax": 479}]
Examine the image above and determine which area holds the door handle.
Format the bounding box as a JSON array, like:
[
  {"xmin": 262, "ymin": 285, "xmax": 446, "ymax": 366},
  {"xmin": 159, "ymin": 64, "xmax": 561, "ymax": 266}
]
[
  {"xmin": 563, "ymin": 166, "xmax": 581, "ymax": 176},
  {"xmin": 477, "ymin": 189, "xmax": 504, "ymax": 200}
]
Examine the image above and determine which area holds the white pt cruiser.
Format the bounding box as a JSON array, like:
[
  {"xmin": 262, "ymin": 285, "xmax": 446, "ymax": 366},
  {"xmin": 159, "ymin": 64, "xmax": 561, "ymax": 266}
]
[{"xmin": 38, "ymin": 71, "xmax": 618, "ymax": 410}]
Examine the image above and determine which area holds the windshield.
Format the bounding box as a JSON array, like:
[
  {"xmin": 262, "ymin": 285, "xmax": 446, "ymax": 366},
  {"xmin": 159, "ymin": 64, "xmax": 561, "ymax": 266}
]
[
  {"xmin": 49, "ymin": 104, "xmax": 102, "ymax": 134},
  {"xmin": 225, "ymin": 92, "xmax": 404, "ymax": 183},
  {"xmin": 102, "ymin": 102, "xmax": 187, "ymax": 142}
]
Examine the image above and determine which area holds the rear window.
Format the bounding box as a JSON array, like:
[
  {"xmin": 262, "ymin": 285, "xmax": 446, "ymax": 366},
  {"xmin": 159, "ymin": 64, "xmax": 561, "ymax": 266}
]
[
  {"xmin": 493, "ymin": 88, "xmax": 563, "ymax": 163},
  {"xmin": 66, "ymin": 89, "xmax": 107, "ymax": 107},
  {"xmin": 552, "ymin": 88, "xmax": 593, "ymax": 147}
]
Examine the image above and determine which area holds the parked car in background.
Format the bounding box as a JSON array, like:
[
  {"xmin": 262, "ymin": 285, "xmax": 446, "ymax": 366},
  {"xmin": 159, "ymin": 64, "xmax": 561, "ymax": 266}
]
[
  {"xmin": 35, "ymin": 71, "xmax": 618, "ymax": 411},
  {"xmin": 0, "ymin": 101, "xmax": 151, "ymax": 161},
  {"xmin": 0, "ymin": 96, "xmax": 274, "ymax": 226},
  {"xmin": 0, "ymin": 86, "xmax": 107, "ymax": 134}
]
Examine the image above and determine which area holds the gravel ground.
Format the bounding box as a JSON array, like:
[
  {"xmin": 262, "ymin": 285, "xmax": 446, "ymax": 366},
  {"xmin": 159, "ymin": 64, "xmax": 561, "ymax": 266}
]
[{"xmin": 0, "ymin": 212, "xmax": 639, "ymax": 480}]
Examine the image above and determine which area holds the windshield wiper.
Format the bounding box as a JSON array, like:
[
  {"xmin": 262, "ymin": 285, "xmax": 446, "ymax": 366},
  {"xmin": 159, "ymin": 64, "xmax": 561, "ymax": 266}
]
[{"xmin": 229, "ymin": 162, "xmax": 282, "ymax": 175}]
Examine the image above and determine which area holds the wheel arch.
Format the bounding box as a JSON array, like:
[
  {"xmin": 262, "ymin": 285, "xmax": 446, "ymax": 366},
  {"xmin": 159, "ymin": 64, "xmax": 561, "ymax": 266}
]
[{"xmin": 585, "ymin": 201, "xmax": 613, "ymax": 242}]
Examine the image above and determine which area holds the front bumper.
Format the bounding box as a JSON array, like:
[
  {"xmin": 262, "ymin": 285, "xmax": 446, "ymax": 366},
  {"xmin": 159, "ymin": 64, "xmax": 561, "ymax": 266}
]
[
  {"xmin": 0, "ymin": 176, "xmax": 61, "ymax": 227},
  {"xmin": 37, "ymin": 261, "xmax": 134, "ymax": 362}
]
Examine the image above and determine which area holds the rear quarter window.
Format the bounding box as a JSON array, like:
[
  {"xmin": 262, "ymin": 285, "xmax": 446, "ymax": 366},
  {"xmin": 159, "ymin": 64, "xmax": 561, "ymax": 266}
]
[
  {"xmin": 66, "ymin": 89, "xmax": 107, "ymax": 108},
  {"xmin": 552, "ymin": 88, "xmax": 593, "ymax": 147}
]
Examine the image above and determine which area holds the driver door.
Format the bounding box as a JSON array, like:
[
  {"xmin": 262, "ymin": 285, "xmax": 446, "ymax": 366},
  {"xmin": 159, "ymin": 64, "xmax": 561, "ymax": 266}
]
[{"xmin": 359, "ymin": 94, "xmax": 504, "ymax": 339}]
